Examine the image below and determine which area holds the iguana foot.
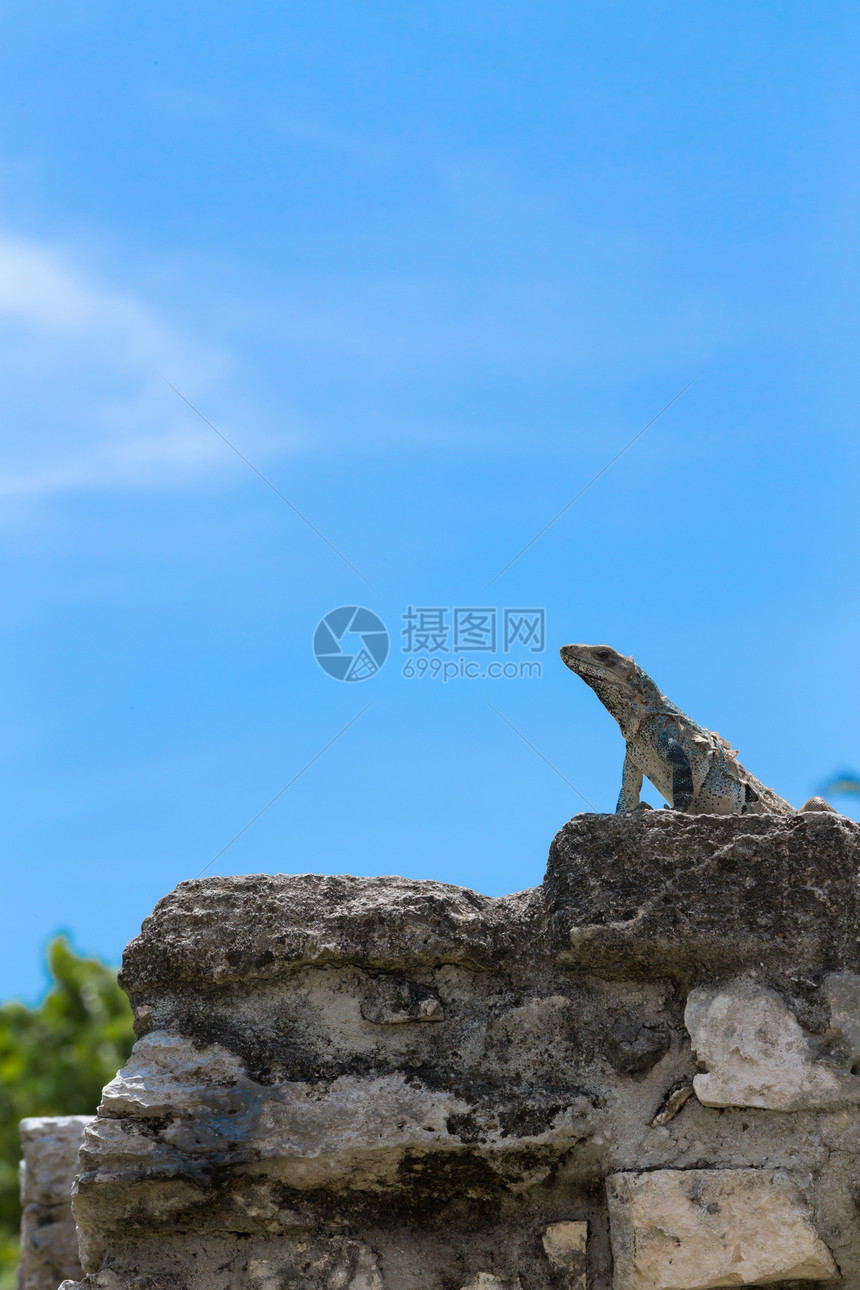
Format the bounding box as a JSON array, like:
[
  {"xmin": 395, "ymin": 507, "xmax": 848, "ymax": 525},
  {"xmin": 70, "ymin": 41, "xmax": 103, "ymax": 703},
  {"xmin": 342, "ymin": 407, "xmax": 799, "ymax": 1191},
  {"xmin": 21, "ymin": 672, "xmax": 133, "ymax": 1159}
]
[{"xmin": 800, "ymin": 796, "xmax": 837, "ymax": 813}]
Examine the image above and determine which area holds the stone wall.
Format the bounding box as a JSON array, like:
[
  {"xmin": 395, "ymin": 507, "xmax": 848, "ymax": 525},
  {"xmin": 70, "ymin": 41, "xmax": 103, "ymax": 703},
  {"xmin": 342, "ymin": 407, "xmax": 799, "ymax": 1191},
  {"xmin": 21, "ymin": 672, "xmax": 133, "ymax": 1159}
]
[
  {"xmin": 18, "ymin": 1115, "xmax": 92, "ymax": 1290},
  {"xmin": 61, "ymin": 812, "xmax": 860, "ymax": 1289}
]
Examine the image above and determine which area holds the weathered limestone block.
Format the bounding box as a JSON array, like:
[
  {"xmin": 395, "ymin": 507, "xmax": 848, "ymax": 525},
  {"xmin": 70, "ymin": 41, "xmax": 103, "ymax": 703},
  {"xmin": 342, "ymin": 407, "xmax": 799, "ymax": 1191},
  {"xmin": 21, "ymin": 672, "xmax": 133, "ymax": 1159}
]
[
  {"xmin": 460, "ymin": 1277, "xmax": 522, "ymax": 1290},
  {"xmin": 95, "ymin": 1028, "xmax": 597, "ymax": 1193},
  {"xmin": 606, "ymin": 1168, "xmax": 838, "ymax": 1290},
  {"xmin": 546, "ymin": 812, "xmax": 860, "ymax": 973},
  {"xmin": 542, "ymin": 1221, "xmax": 588, "ymax": 1289},
  {"xmin": 360, "ymin": 976, "xmax": 445, "ymax": 1024},
  {"xmin": 60, "ymin": 1237, "xmax": 385, "ymax": 1290},
  {"xmin": 18, "ymin": 1115, "xmax": 92, "ymax": 1290},
  {"xmin": 64, "ymin": 813, "xmax": 860, "ymax": 1290},
  {"xmin": 686, "ymin": 976, "xmax": 860, "ymax": 1109},
  {"xmin": 824, "ymin": 971, "xmax": 860, "ymax": 1065}
]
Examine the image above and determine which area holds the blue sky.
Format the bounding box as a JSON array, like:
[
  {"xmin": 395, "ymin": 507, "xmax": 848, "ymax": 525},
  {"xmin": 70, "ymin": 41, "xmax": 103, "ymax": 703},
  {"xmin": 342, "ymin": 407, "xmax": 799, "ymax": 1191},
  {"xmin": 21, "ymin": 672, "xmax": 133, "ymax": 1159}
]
[{"xmin": 3, "ymin": 2, "xmax": 859, "ymax": 1000}]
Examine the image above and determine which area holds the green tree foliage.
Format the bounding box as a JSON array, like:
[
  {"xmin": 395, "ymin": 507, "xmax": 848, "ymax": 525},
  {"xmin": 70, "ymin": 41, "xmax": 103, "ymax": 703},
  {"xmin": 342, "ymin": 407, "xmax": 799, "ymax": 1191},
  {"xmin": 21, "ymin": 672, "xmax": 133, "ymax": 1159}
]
[{"xmin": 0, "ymin": 937, "xmax": 135, "ymax": 1288}]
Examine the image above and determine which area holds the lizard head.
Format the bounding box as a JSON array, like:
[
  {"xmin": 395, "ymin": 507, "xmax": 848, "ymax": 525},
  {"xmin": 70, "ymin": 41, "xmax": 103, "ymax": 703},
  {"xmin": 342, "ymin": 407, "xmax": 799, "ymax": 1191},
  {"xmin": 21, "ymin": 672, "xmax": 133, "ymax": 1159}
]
[
  {"xmin": 559, "ymin": 643, "xmax": 637, "ymax": 686},
  {"xmin": 559, "ymin": 643, "xmax": 654, "ymax": 729}
]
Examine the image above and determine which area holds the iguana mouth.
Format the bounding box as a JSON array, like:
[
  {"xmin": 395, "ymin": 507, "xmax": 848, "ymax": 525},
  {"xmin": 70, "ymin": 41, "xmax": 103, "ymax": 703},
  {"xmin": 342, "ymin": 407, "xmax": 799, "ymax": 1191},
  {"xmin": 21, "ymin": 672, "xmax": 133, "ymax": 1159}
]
[
  {"xmin": 574, "ymin": 661, "xmax": 616, "ymax": 683},
  {"xmin": 559, "ymin": 645, "xmax": 626, "ymax": 687},
  {"xmin": 559, "ymin": 645, "xmax": 589, "ymax": 671}
]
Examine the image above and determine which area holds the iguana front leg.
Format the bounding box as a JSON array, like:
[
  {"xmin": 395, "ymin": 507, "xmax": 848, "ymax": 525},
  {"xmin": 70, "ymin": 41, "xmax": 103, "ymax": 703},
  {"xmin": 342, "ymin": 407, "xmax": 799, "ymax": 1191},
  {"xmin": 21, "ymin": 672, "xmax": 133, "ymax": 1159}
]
[
  {"xmin": 616, "ymin": 746, "xmax": 643, "ymax": 812},
  {"xmin": 662, "ymin": 734, "xmax": 694, "ymax": 811}
]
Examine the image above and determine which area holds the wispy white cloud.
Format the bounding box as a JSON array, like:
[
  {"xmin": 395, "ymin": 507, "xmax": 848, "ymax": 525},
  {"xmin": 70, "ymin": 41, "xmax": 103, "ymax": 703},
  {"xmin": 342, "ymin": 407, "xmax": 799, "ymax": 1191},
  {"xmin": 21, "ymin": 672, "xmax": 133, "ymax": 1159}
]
[{"xmin": 0, "ymin": 231, "xmax": 282, "ymax": 501}]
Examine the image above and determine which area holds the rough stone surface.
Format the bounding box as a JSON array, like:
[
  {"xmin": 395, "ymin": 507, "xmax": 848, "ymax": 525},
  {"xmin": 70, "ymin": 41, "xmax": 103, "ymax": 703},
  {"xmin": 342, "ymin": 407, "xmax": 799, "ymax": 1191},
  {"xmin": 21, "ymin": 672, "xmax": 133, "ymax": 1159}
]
[
  {"xmin": 18, "ymin": 1115, "xmax": 93, "ymax": 1290},
  {"xmin": 542, "ymin": 1221, "xmax": 588, "ymax": 1288},
  {"xmin": 606, "ymin": 1168, "xmax": 838, "ymax": 1290},
  {"xmin": 117, "ymin": 874, "xmax": 541, "ymax": 989},
  {"xmin": 360, "ymin": 977, "xmax": 445, "ymax": 1025},
  {"xmin": 824, "ymin": 971, "xmax": 860, "ymax": 1065},
  {"xmin": 686, "ymin": 977, "xmax": 860, "ymax": 1109},
  {"xmin": 61, "ymin": 813, "xmax": 860, "ymax": 1289},
  {"xmin": 546, "ymin": 811, "xmax": 860, "ymax": 974},
  {"xmin": 460, "ymin": 1278, "xmax": 521, "ymax": 1290}
]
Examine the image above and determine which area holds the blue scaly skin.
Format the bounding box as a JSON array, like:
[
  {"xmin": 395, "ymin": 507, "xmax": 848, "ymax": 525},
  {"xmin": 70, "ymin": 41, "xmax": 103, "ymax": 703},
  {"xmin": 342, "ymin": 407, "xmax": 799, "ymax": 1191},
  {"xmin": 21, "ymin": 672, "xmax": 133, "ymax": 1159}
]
[{"xmin": 560, "ymin": 643, "xmax": 834, "ymax": 816}]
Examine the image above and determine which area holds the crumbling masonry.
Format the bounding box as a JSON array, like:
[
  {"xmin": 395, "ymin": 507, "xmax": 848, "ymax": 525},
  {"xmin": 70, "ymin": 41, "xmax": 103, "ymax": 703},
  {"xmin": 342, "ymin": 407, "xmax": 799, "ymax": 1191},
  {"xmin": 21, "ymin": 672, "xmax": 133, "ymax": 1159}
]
[{"xmin": 43, "ymin": 812, "xmax": 860, "ymax": 1288}]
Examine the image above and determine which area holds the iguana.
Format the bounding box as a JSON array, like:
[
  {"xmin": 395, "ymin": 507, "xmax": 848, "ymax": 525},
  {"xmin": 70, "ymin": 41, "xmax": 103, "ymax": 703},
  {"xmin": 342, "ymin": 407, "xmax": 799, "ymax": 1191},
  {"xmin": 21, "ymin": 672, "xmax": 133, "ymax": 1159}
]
[{"xmin": 560, "ymin": 643, "xmax": 834, "ymax": 816}]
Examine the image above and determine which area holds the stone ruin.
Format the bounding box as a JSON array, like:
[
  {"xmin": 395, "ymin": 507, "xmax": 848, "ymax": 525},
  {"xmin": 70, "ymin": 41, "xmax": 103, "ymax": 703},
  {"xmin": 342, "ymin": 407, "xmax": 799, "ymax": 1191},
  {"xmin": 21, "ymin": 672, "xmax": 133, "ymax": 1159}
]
[
  {"xmin": 19, "ymin": 811, "xmax": 860, "ymax": 1289},
  {"xmin": 18, "ymin": 1115, "xmax": 92, "ymax": 1290}
]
